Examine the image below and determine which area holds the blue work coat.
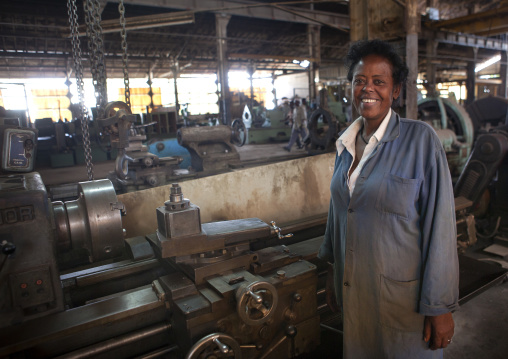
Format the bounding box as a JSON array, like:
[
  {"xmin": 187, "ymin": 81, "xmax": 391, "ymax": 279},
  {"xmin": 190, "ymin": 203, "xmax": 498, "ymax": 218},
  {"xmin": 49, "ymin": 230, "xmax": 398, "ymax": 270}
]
[{"xmin": 318, "ymin": 111, "xmax": 459, "ymax": 359}]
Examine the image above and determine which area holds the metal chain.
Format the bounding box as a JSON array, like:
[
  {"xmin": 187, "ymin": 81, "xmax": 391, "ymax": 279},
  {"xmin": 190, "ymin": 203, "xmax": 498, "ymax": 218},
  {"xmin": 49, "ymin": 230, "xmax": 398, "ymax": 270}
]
[
  {"xmin": 118, "ymin": 0, "xmax": 131, "ymax": 109},
  {"xmin": 84, "ymin": 0, "xmax": 108, "ymax": 118},
  {"xmin": 67, "ymin": 0, "xmax": 94, "ymax": 181}
]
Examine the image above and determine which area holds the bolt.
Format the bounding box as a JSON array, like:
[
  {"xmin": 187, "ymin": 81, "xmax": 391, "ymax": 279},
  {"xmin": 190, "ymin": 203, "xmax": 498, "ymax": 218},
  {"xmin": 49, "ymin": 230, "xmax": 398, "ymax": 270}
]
[{"xmin": 277, "ymin": 270, "xmax": 286, "ymax": 279}]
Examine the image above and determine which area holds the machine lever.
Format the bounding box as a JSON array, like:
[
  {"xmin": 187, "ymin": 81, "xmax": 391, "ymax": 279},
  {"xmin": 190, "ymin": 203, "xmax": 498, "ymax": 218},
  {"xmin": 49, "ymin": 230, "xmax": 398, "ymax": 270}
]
[
  {"xmin": 213, "ymin": 337, "xmax": 230, "ymax": 354},
  {"xmin": 270, "ymin": 221, "xmax": 294, "ymax": 240}
]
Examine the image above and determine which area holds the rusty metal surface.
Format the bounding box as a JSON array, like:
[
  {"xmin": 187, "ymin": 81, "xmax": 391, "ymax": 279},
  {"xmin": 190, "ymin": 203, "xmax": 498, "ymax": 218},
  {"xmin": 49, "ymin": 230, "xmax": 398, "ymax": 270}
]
[{"xmin": 0, "ymin": 286, "xmax": 166, "ymax": 356}]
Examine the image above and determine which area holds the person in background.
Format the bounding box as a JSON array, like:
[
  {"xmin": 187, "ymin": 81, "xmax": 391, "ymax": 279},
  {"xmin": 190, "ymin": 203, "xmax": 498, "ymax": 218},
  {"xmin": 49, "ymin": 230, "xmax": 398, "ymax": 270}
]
[
  {"xmin": 301, "ymin": 98, "xmax": 310, "ymax": 143},
  {"xmin": 283, "ymin": 99, "xmax": 306, "ymax": 151},
  {"xmin": 280, "ymin": 97, "xmax": 290, "ymax": 122},
  {"xmin": 318, "ymin": 39, "xmax": 459, "ymax": 358}
]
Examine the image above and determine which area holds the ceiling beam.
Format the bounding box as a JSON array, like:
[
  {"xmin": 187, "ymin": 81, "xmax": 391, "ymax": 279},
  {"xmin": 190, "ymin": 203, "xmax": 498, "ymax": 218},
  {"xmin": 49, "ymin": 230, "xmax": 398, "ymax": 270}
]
[
  {"xmin": 423, "ymin": 28, "xmax": 508, "ymax": 51},
  {"xmin": 121, "ymin": 0, "xmax": 349, "ymax": 29},
  {"xmin": 428, "ymin": 5, "xmax": 508, "ymax": 36},
  {"xmin": 229, "ymin": 52, "xmax": 318, "ymax": 62}
]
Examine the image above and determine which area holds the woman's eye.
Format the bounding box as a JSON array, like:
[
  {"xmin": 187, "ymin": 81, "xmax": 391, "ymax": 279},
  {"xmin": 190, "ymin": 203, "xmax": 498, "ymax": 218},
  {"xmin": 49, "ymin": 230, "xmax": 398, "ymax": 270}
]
[
  {"xmin": 354, "ymin": 79, "xmax": 364, "ymax": 85},
  {"xmin": 374, "ymin": 80, "xmax": 384, "ymax": 85}
]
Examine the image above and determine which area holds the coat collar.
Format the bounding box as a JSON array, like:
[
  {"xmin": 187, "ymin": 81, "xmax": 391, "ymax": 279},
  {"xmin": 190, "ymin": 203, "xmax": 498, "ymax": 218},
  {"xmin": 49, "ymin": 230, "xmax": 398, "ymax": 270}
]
[{"xmin": 380, "ymin": 110, "xmax": 401, "ymax": 143}]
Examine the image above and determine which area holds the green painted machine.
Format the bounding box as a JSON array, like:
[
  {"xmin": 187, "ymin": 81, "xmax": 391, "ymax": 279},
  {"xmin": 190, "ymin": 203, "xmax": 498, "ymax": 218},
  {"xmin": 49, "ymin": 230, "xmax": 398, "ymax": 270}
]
[{"xmin": 417, "ymin": 96, "xmax": 475, "ymax": 180}]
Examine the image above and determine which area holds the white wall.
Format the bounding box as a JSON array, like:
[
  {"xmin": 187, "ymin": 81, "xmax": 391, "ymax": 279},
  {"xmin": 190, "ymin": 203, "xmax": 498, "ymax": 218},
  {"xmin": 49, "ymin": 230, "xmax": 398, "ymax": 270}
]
[{"xmin": 274, "ymin": 72, "xmax": 309, "ymax": 103}]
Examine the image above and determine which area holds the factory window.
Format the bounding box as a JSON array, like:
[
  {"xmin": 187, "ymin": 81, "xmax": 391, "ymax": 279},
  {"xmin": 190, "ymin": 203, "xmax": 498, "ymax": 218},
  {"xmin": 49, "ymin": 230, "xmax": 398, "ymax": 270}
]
[
  {"xmin": 31, "ymin": 88, "xmax": 72, "ymax": 122},
  {"xmin": 119, "ymin": 87, "xmax": 162, "ymax": 115}
]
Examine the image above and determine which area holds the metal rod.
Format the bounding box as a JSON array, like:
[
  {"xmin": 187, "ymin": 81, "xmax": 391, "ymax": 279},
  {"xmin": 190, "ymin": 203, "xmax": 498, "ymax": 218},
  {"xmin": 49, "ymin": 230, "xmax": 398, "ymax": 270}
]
[
  {"xmin": 54, "ymin": 323, "xmax": 171, "ymax": 359},
  {"xmin": 320, "ymin": 323, "xmax": 343, "ymax": 334},
  {"xmin": 133, "ymin": 345, "xmax": 179, "ymax": 359}
]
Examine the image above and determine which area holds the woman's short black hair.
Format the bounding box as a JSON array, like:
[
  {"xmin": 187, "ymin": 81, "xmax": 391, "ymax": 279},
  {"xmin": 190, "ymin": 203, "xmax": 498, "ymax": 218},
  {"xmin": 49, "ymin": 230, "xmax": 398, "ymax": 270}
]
[{"xmin": 345, "ymin": 39, "xmax": 409, "ymax": 86}]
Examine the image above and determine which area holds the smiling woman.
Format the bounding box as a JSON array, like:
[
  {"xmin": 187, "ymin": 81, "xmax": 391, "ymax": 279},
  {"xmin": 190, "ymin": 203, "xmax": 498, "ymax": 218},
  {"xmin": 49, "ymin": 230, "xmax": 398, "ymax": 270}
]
[
  {"xmin": 318, "ymin": 39, "xmax": 459, "ymax": 359},
  {"xmin": 351, "ymin": 54, "xmax": 401, "ymax": 129}
]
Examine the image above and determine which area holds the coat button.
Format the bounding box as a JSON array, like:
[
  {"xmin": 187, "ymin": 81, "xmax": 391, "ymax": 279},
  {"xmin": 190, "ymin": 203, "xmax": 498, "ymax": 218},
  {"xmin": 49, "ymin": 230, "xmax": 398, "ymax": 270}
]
[
  {"xmin": 348, "ymin": 208, "xmax": 354, "ymax": 213},
  {"xmin": 344, "ymin": 282, "xmax": 350, "ymax": 287}
]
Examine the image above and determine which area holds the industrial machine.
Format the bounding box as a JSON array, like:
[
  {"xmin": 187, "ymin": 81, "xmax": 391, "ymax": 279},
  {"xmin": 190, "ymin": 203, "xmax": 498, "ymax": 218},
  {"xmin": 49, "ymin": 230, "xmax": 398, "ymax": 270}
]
[
  {"xmin": 0, "ymin": 121, "xmax": 323, "ymax": 358},
  {"xmin": 176, "ymin": 120, "xmax": 246, "ymax": 173},
  {"xmin": 97, "ymin": 101, "xmax": 184, "ymax": 192},
  {"xmin": 306, "ymin": 89, "xmax": 346, "ymax": 154},
  {"xmin": 243, "ymin": 105, "xmax": 293, "ymax": 145},
  {"xmin": 418, "ymin": 96, "xmax": 474, "ymax": 180}
]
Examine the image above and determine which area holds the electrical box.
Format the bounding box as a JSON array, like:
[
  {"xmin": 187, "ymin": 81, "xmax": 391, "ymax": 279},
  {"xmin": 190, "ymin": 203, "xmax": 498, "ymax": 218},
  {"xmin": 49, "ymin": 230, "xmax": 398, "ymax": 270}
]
[{"xmin": 1, "ymin": 127, "xmax": 37, "ymax": 173}]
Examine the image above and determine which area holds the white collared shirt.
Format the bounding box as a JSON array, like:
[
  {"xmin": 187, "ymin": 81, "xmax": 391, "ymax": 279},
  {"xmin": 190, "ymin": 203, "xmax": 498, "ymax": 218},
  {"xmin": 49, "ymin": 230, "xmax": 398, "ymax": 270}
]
[{"xmin": 336, "ymin": 108, "xmax": 392, "ymax": 196}]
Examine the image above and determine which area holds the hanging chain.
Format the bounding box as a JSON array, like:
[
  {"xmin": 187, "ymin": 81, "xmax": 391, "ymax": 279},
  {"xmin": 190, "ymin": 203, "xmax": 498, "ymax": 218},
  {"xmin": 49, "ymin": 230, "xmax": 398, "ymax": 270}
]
[
  {"xmin": 84, "ymin": 0, "xmax": 108, "ymax": 118},
  {"xmin": 118, "ymin": 0, "xmax": 131, "ymax": 109},
  {"xmin": 67, "ymin": 0, "xmax": 94, "ymax": 181}
]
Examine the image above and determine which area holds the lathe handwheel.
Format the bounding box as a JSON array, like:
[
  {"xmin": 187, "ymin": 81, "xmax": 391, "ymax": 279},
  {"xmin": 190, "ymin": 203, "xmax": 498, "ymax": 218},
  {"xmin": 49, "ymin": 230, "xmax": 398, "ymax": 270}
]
[
  {"xmin": 231, "ymin": 119, "xmax": 246, "ymax": 147},
  {"xmin": 185, "ymin": 333, "xmax": 241, "ymax": 359},
  {"xmin": 236, "ymin": 281, "xmax": 278, "ymax": 326}
]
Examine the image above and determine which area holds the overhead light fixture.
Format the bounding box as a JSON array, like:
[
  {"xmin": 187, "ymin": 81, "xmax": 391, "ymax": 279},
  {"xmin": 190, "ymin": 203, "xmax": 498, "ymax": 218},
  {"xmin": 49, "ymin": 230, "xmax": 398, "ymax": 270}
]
[
  {"xmin": 479, "ymin": 74, "xmax": 500, "ymax": 79},
  {"xmin": 475, "ymin": 54, "xmax": 501, "ymax": 73},
  {"xmin": 292, "ymin": 59, "xmax": 310, "ymax": 68}
]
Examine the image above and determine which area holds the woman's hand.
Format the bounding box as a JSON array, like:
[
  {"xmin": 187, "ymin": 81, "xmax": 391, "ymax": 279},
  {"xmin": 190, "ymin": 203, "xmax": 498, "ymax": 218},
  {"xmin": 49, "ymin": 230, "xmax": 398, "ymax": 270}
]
[{"xmin": 423, "ymin": 312, "xmax": 454, "ymax": 350}]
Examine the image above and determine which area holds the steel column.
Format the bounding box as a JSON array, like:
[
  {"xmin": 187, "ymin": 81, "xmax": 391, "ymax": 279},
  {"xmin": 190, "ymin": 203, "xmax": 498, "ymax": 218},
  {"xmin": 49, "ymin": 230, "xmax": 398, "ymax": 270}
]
[
  {"xmin": 466, "ymin": 48, "xmax": 478, "ymax": 105},
  {"xmin": 307, "ymin": 24, "xmax": 320, "ymax": 102},
  {"xmin": 216, "ymin": 13, "xmax": 231, "ymax": 125},
  {"xmin": 425, "ymin": 37, "xmax": 438, "ymax": 98},
  {"xmin": 349, "ymin": 0, "xmax": 368, "ymax": 41},
  {"xmin": 405, "ymin": 0, "xmax": 420, "ymax": 120},
  {"xmin": 500, "ymin": 51, "xmax": 507, "ymax": 98},
  {"xmin": 172, "ymin": 64, "xmax": 180, "ymax": 118}
]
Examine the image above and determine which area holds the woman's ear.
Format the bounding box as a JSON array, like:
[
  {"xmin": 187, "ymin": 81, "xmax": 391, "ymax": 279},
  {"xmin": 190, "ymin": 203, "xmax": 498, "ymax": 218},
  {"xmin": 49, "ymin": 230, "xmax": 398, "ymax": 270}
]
[{"xmin": 393, "ymin": 84, "xmax": 401, "ymax": 100}]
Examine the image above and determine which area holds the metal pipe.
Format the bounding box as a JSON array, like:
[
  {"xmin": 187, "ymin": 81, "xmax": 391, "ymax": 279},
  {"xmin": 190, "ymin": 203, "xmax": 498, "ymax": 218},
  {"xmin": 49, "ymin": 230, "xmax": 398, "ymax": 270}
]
[
  {"xmin": 259, "ymin": 335, "xmax": 287, "ymax": 359},
  {"xmin": 133, "ymin": 345, "xmax": 178, "ymax": 359},
  {"xmin": 320, "ymin": 323, "xmax": 343, "ymax": 335},
  {"xmin": 54, "ymin": 323, "xmax": 171, "ymax": 359}
]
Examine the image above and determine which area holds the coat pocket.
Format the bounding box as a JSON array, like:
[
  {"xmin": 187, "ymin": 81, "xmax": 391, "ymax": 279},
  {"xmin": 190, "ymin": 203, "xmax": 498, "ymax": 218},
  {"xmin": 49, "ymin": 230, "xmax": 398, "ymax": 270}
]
[
  {"xmin": 379, "ymin": 275, "xmax": 424, "ymax": 332},
  {"xmin": 375, "ymin": 173, "xmax": 420, "ymax": 220}
]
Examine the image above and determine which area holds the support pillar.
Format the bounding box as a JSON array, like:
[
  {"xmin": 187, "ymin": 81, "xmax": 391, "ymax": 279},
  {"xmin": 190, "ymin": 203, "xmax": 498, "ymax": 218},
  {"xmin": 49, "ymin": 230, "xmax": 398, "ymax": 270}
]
[
  {"xmin": 500, "ymin": 51, "xmax": 507, "ymax": 98},
  {"xmin": 425, "ymin": 37, "xmax": 438, "ymax": 98},
  {"xmin": 307, "ymin": 25, "xmax": 320, "ymax": 102},
  {"xmin": 247, "ymin": 62, "xmax": 255, "ymax": 108},
  {"xmin": 172, "ymin": 64, "xmax": 180, "ymax": 119},
  {"xmin": 349, "ymin": 0, "xmax": 368, "ymax": 41},
  {"xmin": 466, "ymin": 48, "xmax": 478, "ymax": 106},
  {"xmin": 405, "ymin": 0, "xmax": 420, "ymax": 120},
  {"xmin": 216, "ymin": 14, "xmax": 231, "ymax": 125},
  {"xmin": 147, "ymin": 70, "xmax": 154, "ymax": 111},
  {"xmin": 271, "ymin": 73, "xmax": 277, "ymax": 109}
]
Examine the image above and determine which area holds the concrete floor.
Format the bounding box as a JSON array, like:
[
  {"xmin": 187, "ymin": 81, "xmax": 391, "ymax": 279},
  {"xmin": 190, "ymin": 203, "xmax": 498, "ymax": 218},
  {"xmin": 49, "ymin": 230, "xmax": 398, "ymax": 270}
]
[{"xmin": 447, "ymin": 279, "xmax": 508, "ymax": 359}]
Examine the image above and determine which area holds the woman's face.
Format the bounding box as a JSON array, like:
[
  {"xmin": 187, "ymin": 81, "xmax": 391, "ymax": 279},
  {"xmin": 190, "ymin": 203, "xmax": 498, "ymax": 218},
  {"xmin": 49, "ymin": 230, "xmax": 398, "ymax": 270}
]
[{"xmin": 351, "ymin": 54, "xmax": 401, "ymax": 123}]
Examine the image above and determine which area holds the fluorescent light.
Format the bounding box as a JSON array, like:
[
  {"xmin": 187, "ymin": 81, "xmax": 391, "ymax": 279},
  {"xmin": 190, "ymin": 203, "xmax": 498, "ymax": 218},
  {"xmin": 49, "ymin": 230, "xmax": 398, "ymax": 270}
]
[
  {"xmin": 478, "ymin": 74, "xmax": 500, "ymax": 79},
  {"xmin": 300, "ymin": 60, "xmax": 310, "ymax": 68},
  {"xmin": 475, "ymin": 55, "xmax": 501, "ymax": 73}
]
